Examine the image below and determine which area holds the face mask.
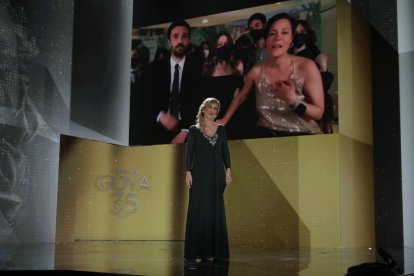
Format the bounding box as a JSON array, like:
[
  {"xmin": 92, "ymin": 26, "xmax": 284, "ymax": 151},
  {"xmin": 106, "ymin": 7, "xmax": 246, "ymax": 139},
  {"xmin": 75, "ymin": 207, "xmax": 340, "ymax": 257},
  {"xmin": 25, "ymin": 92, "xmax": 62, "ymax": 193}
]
[
  {"xmin": 249, "ymin": 29, "xmax": 264, "ymax": 42},
  {"xmin": 293, "ymin": 33, "xmax": 307, "ymax": 48},
  {"xmin": 216, "ymin": 44, "xmax": 232, "ymax": 61},
  {"xmin": 203, "ymin": 49, "xmax": 209, "ymax": 58}
]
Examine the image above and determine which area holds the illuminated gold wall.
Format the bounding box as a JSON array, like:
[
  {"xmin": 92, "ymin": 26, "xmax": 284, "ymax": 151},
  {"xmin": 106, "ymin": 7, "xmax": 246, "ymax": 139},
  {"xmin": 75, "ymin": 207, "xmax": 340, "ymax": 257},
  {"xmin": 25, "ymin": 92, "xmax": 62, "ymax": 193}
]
[
  {"xmin": 56, "ymin": 134, "xmax": 331, "ymax": 247},
  {"xmin": 337, "ymin": 0, "xmax": 375, "ymax": 248},
  {"xmin": 226, "ymin": 135, "xmax": 340, "ymax": 249},
  {"xmin": 56, "ymin": 132, "xmax": 371, "ymax": 249},
  {"xmin": 56, "ymin": 0, "xmax": 375, "ymax": 250},
  {"xmin": 57, "ymin": 137, "xmax": 187, "ymax": 242}
]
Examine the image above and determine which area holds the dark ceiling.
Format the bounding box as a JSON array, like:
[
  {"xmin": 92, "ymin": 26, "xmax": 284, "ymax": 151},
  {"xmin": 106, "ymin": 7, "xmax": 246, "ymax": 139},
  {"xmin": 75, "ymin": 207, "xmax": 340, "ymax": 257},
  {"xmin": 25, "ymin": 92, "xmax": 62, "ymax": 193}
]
[{"xmin": 132, "ymin": 0, "xmax": 288, "ymax": 28}]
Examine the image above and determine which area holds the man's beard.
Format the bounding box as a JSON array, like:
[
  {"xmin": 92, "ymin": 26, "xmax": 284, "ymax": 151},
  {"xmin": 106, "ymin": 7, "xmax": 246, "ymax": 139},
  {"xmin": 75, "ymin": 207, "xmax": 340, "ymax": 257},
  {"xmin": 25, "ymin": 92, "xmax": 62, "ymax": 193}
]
[{"xmin": 172, "ymin": 44, "xmax": 186, "ymax": 58}]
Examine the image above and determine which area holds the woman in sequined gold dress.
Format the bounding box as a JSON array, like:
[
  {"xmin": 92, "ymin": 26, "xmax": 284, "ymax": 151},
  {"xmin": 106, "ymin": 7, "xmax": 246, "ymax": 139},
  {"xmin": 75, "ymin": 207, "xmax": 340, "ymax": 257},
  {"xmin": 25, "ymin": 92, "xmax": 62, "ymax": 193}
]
[
  {"xmin": 217, "ymin": 13, "xmax": 324, "ymax": 137},
  {"xmin": 184, "ymin": 98, "xmax": 232, "ymax": 262}
]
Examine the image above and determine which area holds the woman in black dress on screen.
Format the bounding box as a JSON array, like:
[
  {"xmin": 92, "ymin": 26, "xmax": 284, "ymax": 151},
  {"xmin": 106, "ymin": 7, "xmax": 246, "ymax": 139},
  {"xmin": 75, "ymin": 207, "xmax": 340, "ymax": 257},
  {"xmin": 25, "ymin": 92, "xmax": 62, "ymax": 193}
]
[
  {"xmin": 184, "ymin": 97, "xmax": 232, "ymax": 262},
  {"xmin": 201, "ymin": 31, "xmax": 257, "ymax": 140}
]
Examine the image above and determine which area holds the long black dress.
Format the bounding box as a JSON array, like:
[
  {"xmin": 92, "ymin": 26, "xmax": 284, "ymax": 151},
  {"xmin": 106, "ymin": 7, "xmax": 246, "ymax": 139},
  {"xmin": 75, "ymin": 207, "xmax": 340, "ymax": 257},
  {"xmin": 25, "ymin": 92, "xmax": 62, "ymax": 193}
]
[
  {"xmin": 184, "ymin": 125, "xmax": 231, "ymax": 260},
  {"xmin": 200, "ymin": 75, "xmax": 257, "ymax": 140}
]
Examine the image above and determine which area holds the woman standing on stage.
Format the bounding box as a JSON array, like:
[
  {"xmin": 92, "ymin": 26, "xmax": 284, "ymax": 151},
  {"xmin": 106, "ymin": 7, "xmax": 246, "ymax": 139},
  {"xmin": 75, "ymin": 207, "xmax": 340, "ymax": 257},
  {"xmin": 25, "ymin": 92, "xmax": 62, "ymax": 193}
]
[{"xmin": 184, "ymin": 97, "xmax": 232, "ymax": 262}]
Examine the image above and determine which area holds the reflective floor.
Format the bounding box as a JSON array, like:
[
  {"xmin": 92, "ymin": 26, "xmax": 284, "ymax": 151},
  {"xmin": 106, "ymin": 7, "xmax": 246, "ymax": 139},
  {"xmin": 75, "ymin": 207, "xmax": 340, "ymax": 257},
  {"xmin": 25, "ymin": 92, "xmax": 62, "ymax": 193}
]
[{"xmin": 1, "ymin": 241, "xmax": 413, "ymax": 275}]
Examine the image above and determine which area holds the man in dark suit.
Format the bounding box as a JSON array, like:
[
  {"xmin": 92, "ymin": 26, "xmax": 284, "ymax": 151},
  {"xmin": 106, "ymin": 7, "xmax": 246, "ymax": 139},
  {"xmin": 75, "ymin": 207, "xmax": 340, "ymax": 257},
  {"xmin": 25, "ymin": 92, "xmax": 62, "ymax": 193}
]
[{"xmin": 141, "ymin": 20, "xmax": 202, "ymax": 145}]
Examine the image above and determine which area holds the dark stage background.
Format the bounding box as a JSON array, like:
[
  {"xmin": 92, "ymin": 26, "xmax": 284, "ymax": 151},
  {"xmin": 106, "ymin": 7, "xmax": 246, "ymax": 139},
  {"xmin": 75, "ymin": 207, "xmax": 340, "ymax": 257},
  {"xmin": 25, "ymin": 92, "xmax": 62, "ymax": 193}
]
[{"xmin": 0, "ymin": 0, "xmax": 413, "ymax": 265}]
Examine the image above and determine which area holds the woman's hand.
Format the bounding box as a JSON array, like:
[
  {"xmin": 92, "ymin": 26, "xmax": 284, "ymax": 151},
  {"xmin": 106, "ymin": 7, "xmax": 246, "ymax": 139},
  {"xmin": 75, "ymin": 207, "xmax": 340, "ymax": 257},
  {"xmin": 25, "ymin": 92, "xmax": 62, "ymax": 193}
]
[
  {"xmin": 185, "ymin": 171, "xmax": 192, "ymax": 188},
  {"xmin": 216, "ymin": 118, "xmax": 227, "ymax": 126},
  {"xmin": 225, "ymin": 168, "xmax": 232, "ymax": 185},
  {"xmin": 272, "ymin": 79, "xmax": 297, "ymax": 106}
]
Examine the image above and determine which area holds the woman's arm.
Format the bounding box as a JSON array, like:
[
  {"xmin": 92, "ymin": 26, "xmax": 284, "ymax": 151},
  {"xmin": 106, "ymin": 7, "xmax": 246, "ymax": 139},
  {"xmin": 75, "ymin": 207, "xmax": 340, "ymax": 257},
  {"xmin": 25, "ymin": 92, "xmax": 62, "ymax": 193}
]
[
  {"xmin": 315, "ymin": 53, "xmax": 329, "ymax": 72},
  {"xmin": 185, "ymin": 128, "xmax": 195, "ymax": 188},
  {"xmin": 236, "ymin": 60, "xmax": 244, "ymax": 76},
  {"xmin": 221, "ymin": 126, "xmax": 232, "ymax": 185},
  {"xmin": 300, "ymin": 59, "xmax": 324, "ymax": 120}
]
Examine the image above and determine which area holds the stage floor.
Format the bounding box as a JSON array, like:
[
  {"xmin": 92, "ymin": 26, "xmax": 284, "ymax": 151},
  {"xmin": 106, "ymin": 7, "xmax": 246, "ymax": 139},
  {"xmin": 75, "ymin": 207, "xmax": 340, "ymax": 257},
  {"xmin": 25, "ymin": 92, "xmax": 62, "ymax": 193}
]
[{"xmin": 1, "ymin": 241, "xmax": 413, "ymax": 275}]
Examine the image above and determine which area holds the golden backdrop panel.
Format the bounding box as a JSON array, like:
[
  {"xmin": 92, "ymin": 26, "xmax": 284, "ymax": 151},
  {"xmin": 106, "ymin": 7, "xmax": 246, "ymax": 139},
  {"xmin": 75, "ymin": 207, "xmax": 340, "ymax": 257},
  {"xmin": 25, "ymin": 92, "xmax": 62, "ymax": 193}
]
[
  {"xmin": 226, "ymin": 135, "xmax": 341, "ymax": 249},
  {"xmin": 57, "ymin": 135, "xmax": 188, "ymax": 241},
  {"xmin": 337, "ymin": 0, "xmax": 372, "ymax": 145},
  {"xmin": 57, "ymin": 133, "xmax": 374, "ymax": 249},
  {"xmin": 298, "ymin": 134, "xmax": 340, "ymax": 249},
  {"xmin": 226, "ymin": 138, "xmax": 303, "ymax": 249},
  {"xmin": 335, "ymin": 0, "xmax": 375, "ymax": 248},
  {"xmin": 339, "ymin": 134, "xmax": 375, "ymax": 248},
  {"xmin": 57, "ymin": 135, "xmax": 82, "ymax": 243}
]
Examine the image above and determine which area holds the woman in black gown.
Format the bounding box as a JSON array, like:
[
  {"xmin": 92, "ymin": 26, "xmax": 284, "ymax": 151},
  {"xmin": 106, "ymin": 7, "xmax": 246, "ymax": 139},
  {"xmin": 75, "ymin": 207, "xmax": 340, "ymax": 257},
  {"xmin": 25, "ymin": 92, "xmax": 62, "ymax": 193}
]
[
  {"xmin": 184, "ymin": 97, "xmax": 232, "ymax": 262},
  {"xmin": 201, "ymin": 31, "xmax": 256, "ymax": 140}
]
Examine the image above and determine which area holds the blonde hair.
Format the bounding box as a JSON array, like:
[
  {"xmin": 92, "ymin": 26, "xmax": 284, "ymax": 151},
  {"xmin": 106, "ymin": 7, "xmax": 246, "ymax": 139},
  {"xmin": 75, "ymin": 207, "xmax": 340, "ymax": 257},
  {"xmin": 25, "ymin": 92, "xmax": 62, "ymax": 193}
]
[{"xmin": 195, "ymin": 97, "xmax": 221, "ymax": 130}]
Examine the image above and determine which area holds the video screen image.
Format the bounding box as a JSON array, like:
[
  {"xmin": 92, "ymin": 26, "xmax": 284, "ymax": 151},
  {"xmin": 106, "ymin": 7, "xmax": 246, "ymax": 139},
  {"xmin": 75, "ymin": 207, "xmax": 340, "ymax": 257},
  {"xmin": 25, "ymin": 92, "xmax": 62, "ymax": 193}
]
[{"xmin": 129, "ymin": 0, "xmax": 337, "ymax": 146}]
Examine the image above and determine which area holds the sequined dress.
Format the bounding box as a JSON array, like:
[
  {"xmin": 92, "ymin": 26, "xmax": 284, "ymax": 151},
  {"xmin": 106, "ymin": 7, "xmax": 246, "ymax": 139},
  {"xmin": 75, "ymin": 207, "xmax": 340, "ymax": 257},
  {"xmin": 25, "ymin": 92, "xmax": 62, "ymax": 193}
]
[
  {"xmin": 255, "ymin": 57, "xmax": 322, "ymax": 134},
  {"xmin": 184, "ymin": 125, "xmax": 231, "ymax": 259}
]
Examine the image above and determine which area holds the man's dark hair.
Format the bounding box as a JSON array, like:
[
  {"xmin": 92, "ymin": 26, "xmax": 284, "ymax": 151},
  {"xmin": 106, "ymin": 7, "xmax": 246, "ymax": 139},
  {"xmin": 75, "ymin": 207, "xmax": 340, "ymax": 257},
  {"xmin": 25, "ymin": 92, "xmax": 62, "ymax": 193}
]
[
  {"xmin": 167, "ymin": 20, "xmax": 191, "ymax": 40},
  {"xmin": 247, "ymin": 13, "xmax": 267, "ymax": 27},
  {"xmin": 135, "ymin": 44, "xmax": 150, "ymax": 66}
]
